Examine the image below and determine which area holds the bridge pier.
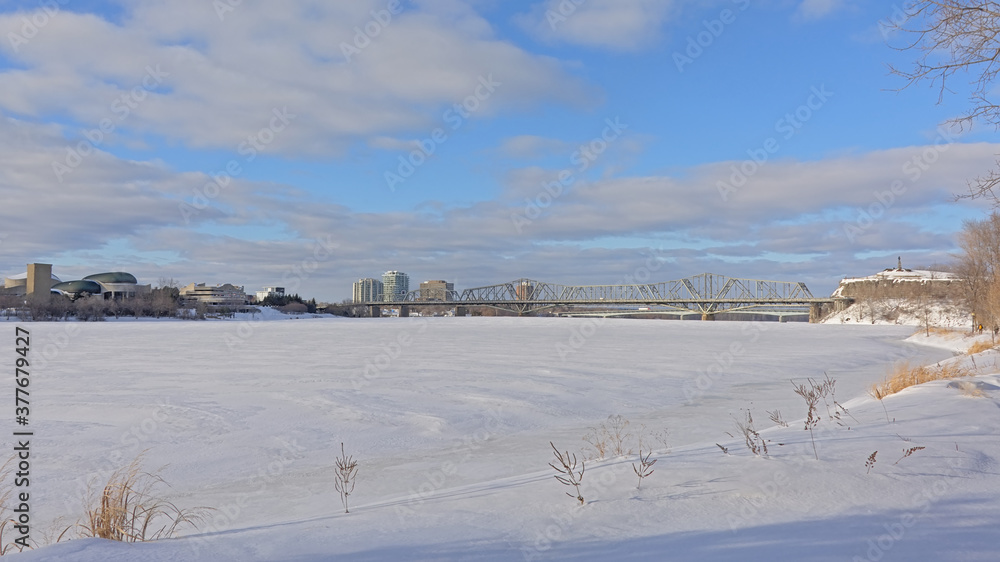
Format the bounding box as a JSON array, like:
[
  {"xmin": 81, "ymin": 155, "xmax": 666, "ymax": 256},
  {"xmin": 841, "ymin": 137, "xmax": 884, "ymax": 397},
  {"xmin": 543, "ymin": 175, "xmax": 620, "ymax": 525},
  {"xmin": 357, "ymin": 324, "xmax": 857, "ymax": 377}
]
[
  {"xmin": 368, "ymin": 305, "xmax": 382, "ymax": 318},
  {"xmin": 701, "ymin": 313, "xmax": 715, "ymax": 321},
  {"xmin": 399, "ymin": 305, "xmax": 410, "ymax": 318},
  {"xmin": 455, "ymin": 306, "xmax": 468, "ymax": 317},
  {"xmin": 809, "ymin": 303, "xmax": 823, "ymax": 323}
]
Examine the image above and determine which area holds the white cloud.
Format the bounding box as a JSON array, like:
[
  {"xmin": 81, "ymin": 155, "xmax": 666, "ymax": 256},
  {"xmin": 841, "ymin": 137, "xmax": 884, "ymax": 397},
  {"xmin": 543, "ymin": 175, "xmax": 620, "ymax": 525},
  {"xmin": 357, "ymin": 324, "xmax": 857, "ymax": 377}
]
[
  {"xmin": 498, "ymin": 135, "xmax": 571, "ymax": 159},
  {"xmin": 795, "ymin": 0, "xmax": 848, "ymax": 22},
  {"xmin": 1, "ymin": 110, "xmax": 992, "ymax": 300},
  {"xmin": 515, "ymin": 0, "xmax": 678, "ymax": 51},
  {"xmin": 0, "ymin": 1, "xmax": 594, "ymax": 157}
]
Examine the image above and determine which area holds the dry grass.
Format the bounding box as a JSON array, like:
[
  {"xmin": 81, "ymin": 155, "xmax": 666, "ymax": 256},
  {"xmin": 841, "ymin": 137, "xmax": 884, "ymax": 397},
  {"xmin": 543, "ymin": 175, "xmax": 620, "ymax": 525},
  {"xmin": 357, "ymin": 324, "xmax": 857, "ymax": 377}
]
[
  {"xmin": 583, "ymin": 414, "xmax": 633, "ymax": 459},
  {"xmin": 923, "ymin": 326, "xmax": 960, "ymax": 337},
  {"xmin": 967, "ymin": 340, "xmax": 994, "ymax": 355},
  {"xmin": 76, "ymin": 451, "xmax": 209, "ymax": 543},
  {"xmin": 870, "ymin": 361, "xmax": 976, "ymax": 399}
]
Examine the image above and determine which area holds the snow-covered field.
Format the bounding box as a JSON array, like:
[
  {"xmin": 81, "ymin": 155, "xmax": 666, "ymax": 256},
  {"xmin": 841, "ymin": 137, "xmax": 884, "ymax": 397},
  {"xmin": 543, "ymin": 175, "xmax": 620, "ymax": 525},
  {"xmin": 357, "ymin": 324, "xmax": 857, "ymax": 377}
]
[{"xmin": 4, "ymin": 317, "xmax": 1000, "ymax": 561}]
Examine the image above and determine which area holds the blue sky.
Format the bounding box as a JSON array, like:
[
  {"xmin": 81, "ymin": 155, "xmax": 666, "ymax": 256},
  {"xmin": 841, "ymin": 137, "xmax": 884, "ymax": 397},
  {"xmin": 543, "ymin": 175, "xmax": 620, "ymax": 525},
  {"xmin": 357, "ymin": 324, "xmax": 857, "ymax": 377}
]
[{"xmin": 0, "ymin": 0, "xmax": 996, "ymax": 301}]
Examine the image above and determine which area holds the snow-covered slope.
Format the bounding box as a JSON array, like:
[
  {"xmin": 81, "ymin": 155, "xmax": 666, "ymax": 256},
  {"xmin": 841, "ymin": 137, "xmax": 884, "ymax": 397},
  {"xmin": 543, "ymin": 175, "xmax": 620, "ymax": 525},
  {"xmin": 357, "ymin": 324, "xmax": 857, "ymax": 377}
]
[{"xmin": 5, "ymin": 319, "xmax": 999, "ymax": 561}]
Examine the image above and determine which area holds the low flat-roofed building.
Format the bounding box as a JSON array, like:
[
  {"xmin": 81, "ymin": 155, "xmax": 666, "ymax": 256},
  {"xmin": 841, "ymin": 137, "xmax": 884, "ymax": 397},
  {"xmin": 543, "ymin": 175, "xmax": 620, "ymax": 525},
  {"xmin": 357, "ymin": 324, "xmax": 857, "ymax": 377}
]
[
  {"xmin": 256, "ymin": 286, "xmax": 285, "ymax": 302},
  {"xmin": 180, "ymin": 283, "xmax": 248, "ymax": 307}
]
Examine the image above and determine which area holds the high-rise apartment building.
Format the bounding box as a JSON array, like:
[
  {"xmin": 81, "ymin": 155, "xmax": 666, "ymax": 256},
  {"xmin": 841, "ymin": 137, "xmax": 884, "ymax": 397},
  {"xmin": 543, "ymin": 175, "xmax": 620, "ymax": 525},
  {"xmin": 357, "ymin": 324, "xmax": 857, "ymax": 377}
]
[
  {"xmin": 381, "ymin": 271, "xmax": 409, "ymax": 302},
  {"xmin": 352, "ymin": 278, "xmax": 383, "ymax": 303}
]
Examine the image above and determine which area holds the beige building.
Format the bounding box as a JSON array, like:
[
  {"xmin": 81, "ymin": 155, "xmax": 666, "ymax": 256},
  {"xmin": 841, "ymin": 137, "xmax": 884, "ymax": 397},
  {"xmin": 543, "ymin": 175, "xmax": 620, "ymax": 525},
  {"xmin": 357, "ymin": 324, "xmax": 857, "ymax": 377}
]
[
  {"xmin": 3, "ymin": 264, "xmax": 61, "ymax": 296},
  {"xmin": 419, "ymin": 280, "xmax": 454, "ymax": 302},
  {"xmin": 180, "ymin": 283, "xmax": 248, "ymax": 307},
  {"xmin": 353, "ymin": 278, "xmax": 383, "ymax": 303}
]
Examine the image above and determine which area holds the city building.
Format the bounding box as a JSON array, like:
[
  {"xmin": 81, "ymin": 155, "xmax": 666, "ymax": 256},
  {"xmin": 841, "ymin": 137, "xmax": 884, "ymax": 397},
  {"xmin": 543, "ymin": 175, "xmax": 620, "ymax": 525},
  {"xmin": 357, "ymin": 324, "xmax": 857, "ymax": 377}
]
[
  {"xmin": 3, "ymin": 264, "xmax": 150, "ymax": 300},
  {"xmin": 255, "ymin": 286, "xmax": 285, "ymax": 302},
  {"xmin": 353, "ymin": 278, "xmax": 383, "ymax": 303},
  {"xmin": 179, "ymin": 283, "xmax": 248, "ymax": 307},
  {"xmin": 83, "ymin": 272, "xmax": 150, "ymax": 299},
  {"xmin": 516, "ymin": 280, "xmax": 534, "ymax": 300},
  {"xmin": 382, "ymin": 271, "xmax": 410, "ymax": 302},
  {"xmin": 418, "ymin": 280, "xmax": 454, "ymax": 302},
  {"xmin": 3, "ymin": 264, "xmax": 60, "ymax": 296}
]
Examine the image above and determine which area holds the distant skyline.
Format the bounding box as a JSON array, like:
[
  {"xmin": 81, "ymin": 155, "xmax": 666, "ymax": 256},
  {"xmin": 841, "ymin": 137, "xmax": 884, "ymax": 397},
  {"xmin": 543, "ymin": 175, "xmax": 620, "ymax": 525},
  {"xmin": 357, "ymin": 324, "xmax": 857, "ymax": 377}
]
[{"xmin": 1, "ymin": 0, "xmax": 996, "ymax": 301}]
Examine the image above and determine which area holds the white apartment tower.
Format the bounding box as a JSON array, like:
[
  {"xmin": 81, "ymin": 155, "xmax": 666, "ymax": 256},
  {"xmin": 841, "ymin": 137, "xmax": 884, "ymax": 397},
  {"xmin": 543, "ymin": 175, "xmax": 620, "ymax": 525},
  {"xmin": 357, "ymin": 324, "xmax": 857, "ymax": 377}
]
[{"xmin": 381, "ymin": 270, "xmax": 409, "ymax": 302}]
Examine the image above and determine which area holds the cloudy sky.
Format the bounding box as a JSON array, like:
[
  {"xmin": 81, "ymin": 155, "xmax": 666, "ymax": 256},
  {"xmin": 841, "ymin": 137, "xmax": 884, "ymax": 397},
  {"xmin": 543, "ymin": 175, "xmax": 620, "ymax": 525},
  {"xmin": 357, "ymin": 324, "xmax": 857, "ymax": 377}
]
[{"xmin": 1, "ymin": 0, "xmax": 996, "ymax": 301}]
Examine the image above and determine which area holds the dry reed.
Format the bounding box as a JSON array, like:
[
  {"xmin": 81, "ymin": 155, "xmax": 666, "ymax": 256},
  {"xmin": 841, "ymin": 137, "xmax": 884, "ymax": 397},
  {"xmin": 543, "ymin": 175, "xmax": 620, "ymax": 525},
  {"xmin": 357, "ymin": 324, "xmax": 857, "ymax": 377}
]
[
  {"xmin": 870, "ymin": 361, "xmax": 975, "ymax": 400},
  {"xmin": 77, "ymin": 451, "xmax": 209, "ymax": 543},
  {"xmin": 967, "ymin": 340, "xmax": 994, "ymax": 355}
]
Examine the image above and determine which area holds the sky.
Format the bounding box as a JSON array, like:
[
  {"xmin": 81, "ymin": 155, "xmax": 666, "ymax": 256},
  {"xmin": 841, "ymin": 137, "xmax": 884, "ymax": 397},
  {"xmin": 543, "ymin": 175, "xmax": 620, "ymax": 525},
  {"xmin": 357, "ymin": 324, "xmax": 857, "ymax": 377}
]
[{"xmin": 0, "ymin": 0, "xmax": 997, "ymax": 302}]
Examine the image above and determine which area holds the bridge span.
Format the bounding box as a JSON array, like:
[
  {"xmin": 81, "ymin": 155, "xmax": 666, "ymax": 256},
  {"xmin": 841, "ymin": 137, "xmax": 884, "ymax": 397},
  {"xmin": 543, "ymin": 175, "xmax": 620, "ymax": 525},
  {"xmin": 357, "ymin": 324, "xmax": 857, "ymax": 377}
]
[{"xmin": 362, "ymin": 273, "xmax": 848, "ymax": 322}]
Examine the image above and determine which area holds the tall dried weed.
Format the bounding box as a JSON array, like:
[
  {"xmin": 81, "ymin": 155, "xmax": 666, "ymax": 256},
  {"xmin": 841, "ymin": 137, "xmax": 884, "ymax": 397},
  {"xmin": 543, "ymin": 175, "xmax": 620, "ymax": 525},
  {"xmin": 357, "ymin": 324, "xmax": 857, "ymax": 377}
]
[{"xmin": 77, "ymin": 451, "xmax": 209, "ymax": 543}]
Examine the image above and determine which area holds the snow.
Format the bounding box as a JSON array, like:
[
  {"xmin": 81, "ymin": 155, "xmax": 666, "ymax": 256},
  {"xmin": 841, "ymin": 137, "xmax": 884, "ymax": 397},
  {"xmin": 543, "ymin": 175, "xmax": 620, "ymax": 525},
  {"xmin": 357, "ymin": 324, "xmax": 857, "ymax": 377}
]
[
  {"xmin": 5, "ymin": 318, "xmax": 1000, "ymax": 561},
  {"xmin": 822, "ymin": 300, "xmax": 972, "ymax": 329}
]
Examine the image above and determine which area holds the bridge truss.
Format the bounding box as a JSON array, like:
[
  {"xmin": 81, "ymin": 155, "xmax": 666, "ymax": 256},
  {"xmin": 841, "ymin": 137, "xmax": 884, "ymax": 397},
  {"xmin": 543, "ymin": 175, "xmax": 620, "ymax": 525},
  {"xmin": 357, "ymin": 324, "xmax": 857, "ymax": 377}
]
[{"xmin": 373, "ymin": 273, "xmax": 834, "ymax": 316}]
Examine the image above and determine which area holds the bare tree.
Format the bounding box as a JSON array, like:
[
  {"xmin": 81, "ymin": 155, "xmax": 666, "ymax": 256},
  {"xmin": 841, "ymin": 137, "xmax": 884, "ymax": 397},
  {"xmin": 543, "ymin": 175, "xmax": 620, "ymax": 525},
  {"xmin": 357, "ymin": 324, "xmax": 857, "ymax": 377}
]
[
  {"xmin": 888, "ymin": 1, "xmax": 1000, "ymax": 201},
  {"xmin": 956, "ymin": 212, "xmax": 1000, "ymax": 330}
]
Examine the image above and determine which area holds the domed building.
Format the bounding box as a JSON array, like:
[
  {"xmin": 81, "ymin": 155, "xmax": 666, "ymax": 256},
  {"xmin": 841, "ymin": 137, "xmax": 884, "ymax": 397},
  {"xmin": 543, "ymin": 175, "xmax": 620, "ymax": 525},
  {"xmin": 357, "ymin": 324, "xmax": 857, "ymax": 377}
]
[
  {"xmin": 51, "ymin": 280, "xmax": 104, "ymax": 299},
  {"xmin": 84, "ymin": 272, "xmax": 148, "ymax": 299},
  {"xmin": 2, "ymin": 264, "xmax": 150, "ymax": 300}
]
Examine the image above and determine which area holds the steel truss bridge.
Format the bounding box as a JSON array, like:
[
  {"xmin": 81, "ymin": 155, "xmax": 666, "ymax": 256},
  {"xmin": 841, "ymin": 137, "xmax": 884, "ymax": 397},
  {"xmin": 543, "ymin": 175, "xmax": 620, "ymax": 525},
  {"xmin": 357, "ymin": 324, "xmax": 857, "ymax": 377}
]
[{"xmin": 367, "ymin": 273, "xmax": 844, "ymax": 321}]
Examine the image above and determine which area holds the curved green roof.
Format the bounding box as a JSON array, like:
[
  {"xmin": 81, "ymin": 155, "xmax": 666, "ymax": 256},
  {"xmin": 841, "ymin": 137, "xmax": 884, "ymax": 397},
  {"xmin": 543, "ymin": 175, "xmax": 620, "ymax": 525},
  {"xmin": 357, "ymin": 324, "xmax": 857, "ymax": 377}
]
[
  {"xmin": 52, "ymin": 280, "xmax": 103, "ymax": 295},
  {"xmin": 84, "ymin": 272, "xmax": 138, "ymax": 284}
]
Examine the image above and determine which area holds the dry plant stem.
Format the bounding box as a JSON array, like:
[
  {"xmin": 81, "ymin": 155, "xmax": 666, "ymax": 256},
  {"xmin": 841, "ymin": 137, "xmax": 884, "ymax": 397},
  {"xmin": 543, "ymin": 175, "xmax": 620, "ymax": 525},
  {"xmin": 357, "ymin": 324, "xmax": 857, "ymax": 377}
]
[
  {"xmin": 734, "ymin": 411, "xmax": 768, "ymax": 458},
  {"xmin": 791, "ymin": 380, "xmax": 821, "ymax": 460},
  {"xmin": 334, "ymin": 443, "xmax": 359, "ymax": 514},
  {"xmin": 632, "ymin": 450, "xmax": 656, "ymax": 490},
  {"xmin": 895, "ymin": 446, "xmax": 926, "ymax": 465},
  {"xmin": 78, "ymin": 451, "xmax": 208, "ymax": 543},
  {"xmin": 767, "ymin": 409, "xmax": 789, "ymax": 428},
  {"xmin": 866, "ymin": 451, "xmax": 878, "ymax": 475},
  {"xmin": 549, "ymin": 442, "xmax": 585, "ymax": 505}
]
